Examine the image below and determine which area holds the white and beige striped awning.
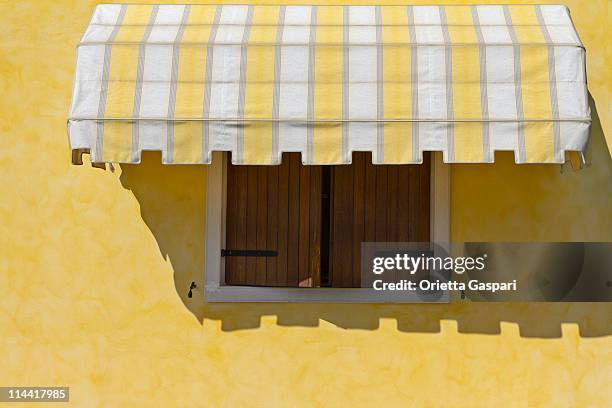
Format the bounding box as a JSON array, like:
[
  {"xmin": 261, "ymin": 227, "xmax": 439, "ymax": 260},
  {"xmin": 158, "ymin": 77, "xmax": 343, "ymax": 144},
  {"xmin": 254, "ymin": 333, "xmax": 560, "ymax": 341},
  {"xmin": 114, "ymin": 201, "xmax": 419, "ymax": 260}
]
[{"xmin": 68, "ymin": 4, "xmax": 590, "ymax": 165}]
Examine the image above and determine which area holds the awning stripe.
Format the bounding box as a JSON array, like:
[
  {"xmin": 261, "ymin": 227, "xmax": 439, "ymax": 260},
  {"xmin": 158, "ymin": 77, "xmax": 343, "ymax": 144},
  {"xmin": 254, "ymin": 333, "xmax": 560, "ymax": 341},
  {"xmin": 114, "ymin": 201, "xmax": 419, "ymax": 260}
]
[
  {"xmin": 471, "ymin": 6, "xmax": 491, "ymax": 162},
  {"xmin": 102, "ymin": 4, "xmax": 152, "ymax": 162},
  {"xmin": 407, "ymin": 6, "xmax": 419, "ymax": 163},
  {"xmin": 271, "ymin": 6, "xmax": 286, "ymax": 164},
  {"xmin": 132, "ymin": 5, "xmax": 159, "ymax": 162},
  {"xmin": 235, "ymin": 6, "xmax": 254, "ymax": 164},
  {"xmin": 503, "ymin": 6, "xmax": 527, "ymax": 162},
  {"xmin": 95, "ymin": 5, "xmax": 127, "ymax": 163},
  {"xmin": 202, "ymin": 6, "xmax": 222, "ymax": 164},
  {"xmin": 375, "ymin": 6, "xmax": 383, "ymax": 164},
  {"xmin": 165, "ymin": 5, "xmax": 190, "ymax": 164},
  {"xmin": 535, "ymin": 5, "xmax": 562, "ymax": 163},
  {"xmin": 341, "ymin": 6, "xmax": 349, "ymax": 164},
  {"xmin": 306, "ymin": 6, "xmax": 317, "ymax": 164},
  {"xmin": 68, "ymin": 4, "xmax": 590, "ymax": 165}
]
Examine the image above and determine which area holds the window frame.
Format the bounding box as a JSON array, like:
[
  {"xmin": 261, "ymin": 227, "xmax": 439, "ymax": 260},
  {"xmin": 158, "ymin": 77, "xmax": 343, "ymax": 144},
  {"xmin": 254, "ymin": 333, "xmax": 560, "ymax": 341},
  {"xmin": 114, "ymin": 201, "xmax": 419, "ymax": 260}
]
[{"xmin": 204, "ymin": 151, "xmax": 450, "ymax": 303}]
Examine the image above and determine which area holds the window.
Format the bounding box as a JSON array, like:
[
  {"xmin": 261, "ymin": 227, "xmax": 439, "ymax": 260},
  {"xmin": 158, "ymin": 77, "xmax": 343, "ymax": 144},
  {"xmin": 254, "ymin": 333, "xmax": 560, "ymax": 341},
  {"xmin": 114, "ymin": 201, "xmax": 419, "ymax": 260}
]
[
  {"xmin": 224, "ymin": 152, "xmax": 430, "ymax": 288},
  {"xmin": 204, "ymin": 152, "xmax": 449, "ymax": 302}
]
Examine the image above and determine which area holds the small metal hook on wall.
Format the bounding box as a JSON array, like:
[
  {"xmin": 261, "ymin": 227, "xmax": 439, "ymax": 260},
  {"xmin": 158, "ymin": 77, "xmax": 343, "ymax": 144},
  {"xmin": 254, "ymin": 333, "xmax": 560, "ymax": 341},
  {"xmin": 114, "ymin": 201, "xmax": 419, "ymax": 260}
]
[{"xmin": 188, "ymin": 282, "xmax": 197, "ymax": 298}]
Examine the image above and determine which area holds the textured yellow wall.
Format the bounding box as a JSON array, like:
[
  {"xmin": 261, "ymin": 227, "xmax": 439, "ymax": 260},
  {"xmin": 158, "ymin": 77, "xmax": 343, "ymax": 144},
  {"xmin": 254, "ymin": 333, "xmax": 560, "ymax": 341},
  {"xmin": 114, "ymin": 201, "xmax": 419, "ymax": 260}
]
[{"xmin": 1, "ymin": 1, "xmax": 611, "ymax": 407}]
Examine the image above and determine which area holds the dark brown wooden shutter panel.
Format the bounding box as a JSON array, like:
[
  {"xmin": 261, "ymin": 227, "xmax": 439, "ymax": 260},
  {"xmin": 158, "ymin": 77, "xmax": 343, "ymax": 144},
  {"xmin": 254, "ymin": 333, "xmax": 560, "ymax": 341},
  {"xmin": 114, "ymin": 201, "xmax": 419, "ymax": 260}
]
[
  {"xmin": 329, "ymin": 152, "xmax": 431, "ymax": 287},
  {"xmin": 225, "ymin": 153, "xmax": 321, "ymax": 287}
]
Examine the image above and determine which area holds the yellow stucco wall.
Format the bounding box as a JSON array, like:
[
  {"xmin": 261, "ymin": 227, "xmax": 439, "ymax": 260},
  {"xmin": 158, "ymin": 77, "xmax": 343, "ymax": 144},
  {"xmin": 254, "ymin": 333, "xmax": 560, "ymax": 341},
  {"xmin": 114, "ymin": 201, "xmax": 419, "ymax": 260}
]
[{"xmin": 1, "ymin": 0, "xmax": 611, "ymax": 406}]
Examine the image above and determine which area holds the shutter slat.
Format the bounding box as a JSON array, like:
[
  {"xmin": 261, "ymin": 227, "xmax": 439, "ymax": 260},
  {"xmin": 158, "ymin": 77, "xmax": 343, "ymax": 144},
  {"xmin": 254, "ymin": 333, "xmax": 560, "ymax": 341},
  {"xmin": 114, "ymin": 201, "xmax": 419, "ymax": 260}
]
[
  {"xmin": 256, "ymin": 167, "xmax": 268, "ymax": 285},
  {"xmin": 266, "ymin": 165, "xmax": 279, "ymax": 286},
  {"xmin": 246, "ymin": 166, "xmax": 259, "ymax": 284},
  {"xmin": 309, "ymin": 166, "xmax": 322, "ymax": 287},
  {"xmin": 276, "ymin": 158, "xmax": 290, "ymax": 287}
]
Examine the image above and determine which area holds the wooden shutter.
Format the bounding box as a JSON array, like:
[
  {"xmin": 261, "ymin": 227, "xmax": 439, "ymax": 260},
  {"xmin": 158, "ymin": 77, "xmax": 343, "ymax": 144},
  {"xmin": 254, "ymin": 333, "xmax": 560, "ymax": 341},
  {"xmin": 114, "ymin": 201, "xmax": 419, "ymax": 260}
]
[
  {"xmin": 225, "ymin": 153, "xmax": 321, "ymax": 287},
  {"xmin": 328, "ymin": 152, "xmax": 431, "ymax": 287},
  {"xmin": 225, "ymin": 152, "xmax": 430, "ymax": 289}
]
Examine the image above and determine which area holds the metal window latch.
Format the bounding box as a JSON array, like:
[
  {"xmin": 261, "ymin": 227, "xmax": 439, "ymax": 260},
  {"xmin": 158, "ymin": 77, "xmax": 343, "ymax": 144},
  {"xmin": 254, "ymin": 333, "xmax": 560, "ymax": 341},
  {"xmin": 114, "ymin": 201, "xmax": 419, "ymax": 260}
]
[
  {"xmin": 188, "ymin": 282, "xmax": 197, "ymax": 298},
  {"xmin": 221, "ymin": 249, "xmax": 278, "ymax": 257}
]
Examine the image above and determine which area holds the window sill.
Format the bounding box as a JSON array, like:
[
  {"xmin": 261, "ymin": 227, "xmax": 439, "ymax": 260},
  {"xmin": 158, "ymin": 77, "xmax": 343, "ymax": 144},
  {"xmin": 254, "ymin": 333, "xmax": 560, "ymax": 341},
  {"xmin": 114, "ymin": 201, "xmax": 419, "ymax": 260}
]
[{"xmin": 206, "ymin": 285, "xmax": 450, "ymax": 303}]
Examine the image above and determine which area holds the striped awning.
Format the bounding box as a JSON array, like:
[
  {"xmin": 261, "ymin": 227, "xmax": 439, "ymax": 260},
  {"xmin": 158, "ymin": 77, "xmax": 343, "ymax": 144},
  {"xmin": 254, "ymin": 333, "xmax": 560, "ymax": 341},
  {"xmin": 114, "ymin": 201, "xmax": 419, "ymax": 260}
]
[{"xmin": 68, "ymin": 4, "xmax": 590, "ymax": 165}]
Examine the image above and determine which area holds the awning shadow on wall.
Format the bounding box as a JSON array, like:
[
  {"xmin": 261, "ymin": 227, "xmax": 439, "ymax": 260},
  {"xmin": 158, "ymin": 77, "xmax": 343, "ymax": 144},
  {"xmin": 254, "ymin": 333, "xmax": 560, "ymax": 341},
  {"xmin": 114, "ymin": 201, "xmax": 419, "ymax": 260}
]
[{"xmin": 117, "ymin": 97, "xmax": 611, "ymax": 338}]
